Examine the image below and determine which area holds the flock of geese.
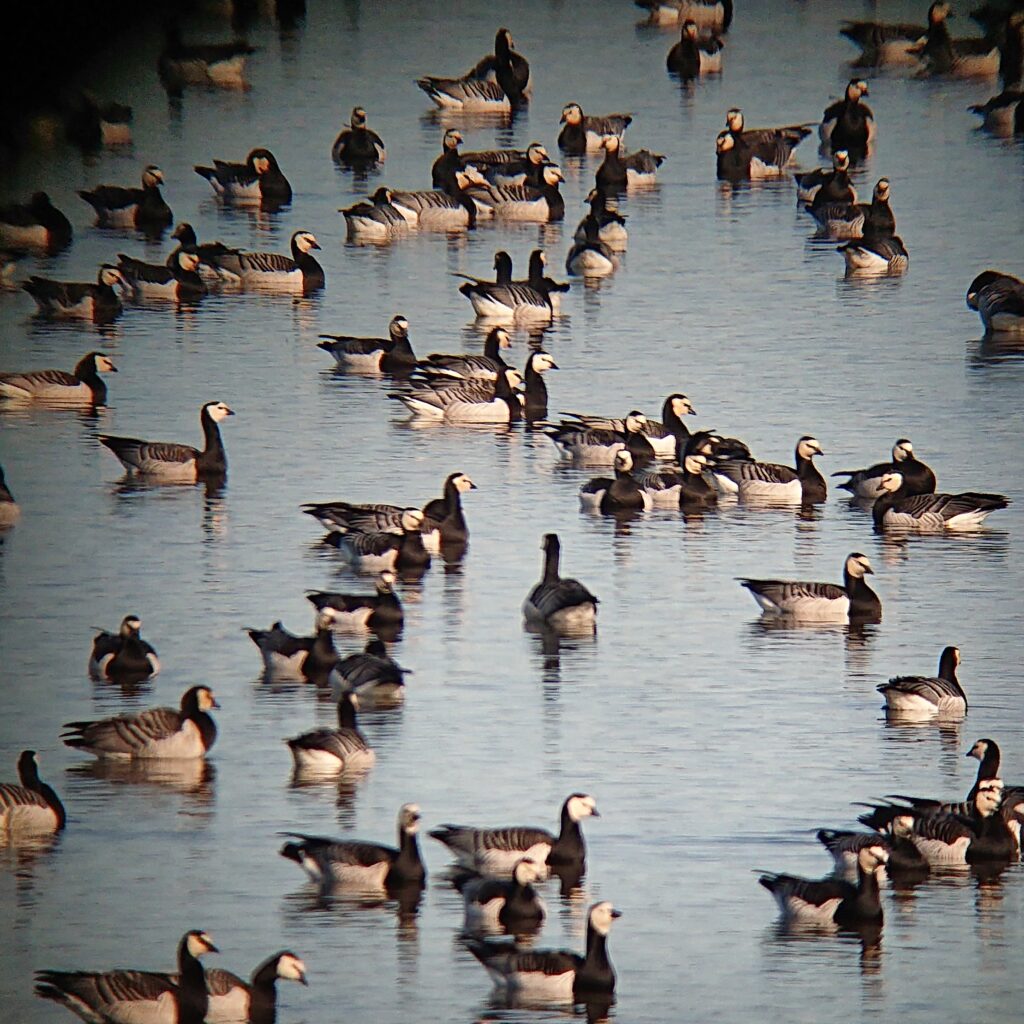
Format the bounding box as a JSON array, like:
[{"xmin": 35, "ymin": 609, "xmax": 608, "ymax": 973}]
[{"xmin": 1, "ymin": 1, "xmax": 1023, "ymax": 1021}]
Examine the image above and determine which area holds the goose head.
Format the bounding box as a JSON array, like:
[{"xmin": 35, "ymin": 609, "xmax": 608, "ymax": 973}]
[
  {"xmin": 171, "ymin": 222, "xmax": 196, "ymax": 243},
  {"xmin": 184, "ymin": 930, "xmax": 219, "ymax": 957},
  {"xmin": 796, "ymin": 436, "xmax": 824, "ymax": 460},
  {"xmin": 526, "ymin": 142, "xmax": 549, "ymax": 165},
  {"xmin": 204, "ymin": 400, "xmax": 235, "ymax": 422},
  {"xmin": 398, "ymin": 802, "xmax": 422, "ymax": 835},
  {"xmin": 248, "ymin": 148, "xmax": 278, "ymax": 175},
  {"xmin": 725, "ymin": 108, "xmax": 744, "ymax": 133},
  {"xmin": 878, "ymin": 471, "xmax": 904, "ymax": 494},
  {"xmin": 120, "ymin": 614, "xmax": 142, "ymax": 635},
  {"xmin": 542, "ymin": 165, "xmax": 564, "ymax": 187},
  {"xmin": 967, "ymin": 738, "xmax": 997, "ymax": 762},
  {"xmin": 928, "ymin": 2, "xmax": 951, "ymax": 25},
  {"xmin": 176, "ymin": 250, "xmax": 202, "ymax": 273},
  {"xmin": 272, "ymin": 952, "xmax": 308, "ymax": 985},
  {"xmin": 844, "ymin": 552, "xmax": 874, "ymax": 578},
  {"xmin": 528, "ymin": 351, "xmax": 559, "ymax": 374},
  {"xmin": 400, "ymin": 508, "xmax": 425, "ymax": 533},
  {"xmin": 601, "ymin": 135, "xmax": 622, "ymax": 155},
  {"xmin": 684, "ymin": 453, "xmax": 709, "ymax": 475},
  {"xmin": 683, "ymin": 18, "xmax": 699, "ymax": 38},
  {"xmin": 350, "ymin": 107, "xmax": 368, "ymax": 128},
  {"xmin": 588, "ymin": 901, "xmax": 622, "ymax": 936},
  {"xmin": 891, "ymin": 439, "xmax": 914, "ymax": 462},
  {"xmin": 377, "ymin": 569, "xmax": 397, "ymax": 592},
  {"xmin": 449, "ymin": 472, "xmax": 477, "ymax": 493},
  {"xmin": 512, "ymin": 857, "xmax": 543, "ymax": 886},
  {"xmin": 833, "ymin": 150, "xmax": 850, "ymax": 171},
  {"xmin": 624, "ymin": 411, "xmax": 647, "ymax": 434},
  {"xmin": 390, "ymin": 315, "xmax": 409, "ymax": 338},
  {"xmin": 975, "ymin": 779, "xmax": 1003, "ymax": 818},
  {"xmin": 857, "ymin": 844, "xmax": 889, "ymax": 874},
  {"xmin": 293, "ymin": 231, "xmax": 321, "ymax": 254},
  {"xmin": 191, "ymin": 686, "xmax": 220, "ymax": 712},
  {"xmin": 99, "ymin": 264, "xmax": 129, "ymax": 290},
  {"xmin": 613, "ymin": 449, "xmax": 634, "ymax": 473},
  {"xmin": 560, "ymin": 102, "xmax": 584, "ymax": 126},
  {"xmin": 442, "ymin": 128, "xmax": 463, "ymax": 151},
  {"xmin": 142, "ymin": 165, "xmax": 164, "ymax": 188},
  {"xmin": 716, "ymin": 130, "xmax": 736, "ymax": 154},
  {"xmin": 89, "ymin": 352, "xmax": 119, "ymax": 375},
  {"xmin": 965, "ymin": 270, "xmax": 1006, "ymax": 309},
  {"xmin": 492, "ymin": 326, "xmax": 512, "ymax": 349},
  {"xmin": 669, "ymin": 394, "xmax": 696, "ymax": 418},
  {"xmin": 565, "ymin": 792, "xmax": 599, "ymax": 821},
  {"xmin": 874, "ymin": 178, "xmax": 891, "ymax": 202}
]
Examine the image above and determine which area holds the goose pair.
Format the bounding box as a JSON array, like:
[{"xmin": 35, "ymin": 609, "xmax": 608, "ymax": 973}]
[
  {"xmin": 872, "ymin": 473, "xmax": 1009, "ymax": 532},
  {"xmin": 23, "ymin": 266, "xmax": 127, "ymax": 322},
  {"xmin": 878, "ymin": 646, "xmax": 967, "ymax": 718},
  {"xmin": 712, "ymin": 437, "xmax": 827, "ymax": 503},
  {"xmin": 595, "ymin": 134, "xmax": 664, "ymax": 190},
  {"xmin": 100, "ymin": 401, "xmax": 234, "ymax": 482},
  {"xmin": 579, "ymin": 450, "xmax": 652, "ymax": 513},
  {"xmin": 0, "ymin": 191, "xmax": 72, "ymax": 251},
  {"xmin": 0, "ymin": 751, "xmax": 65, "ymax": 836},
  {"xmin": 819, "ymin": 79, "xmax": 875, "ymax": 161},
  {"xmin": 285, "ymin": 691, "xmax": 374, "ymax": 774},
  {"xmin": 205, "ymin": 231, "xmax": 324, "ymax": 292},
  {"xmin": 832, "ymin": 438, "xmax": 936, "ymax": 499},
  {"xmin": 246, "ymin": 612, "xmax": 341, "ymax": 687},
  {"xmin": 523, "ymin": 534, "xmax": 599, "ymax": 634},
  {"xmin": 966, "ymin": 270, "xmax": 1024, "ymax": 334},
  {"xmin": 1, "ymin": 352, "xmax": 117, "ymax": 406},
  {"xmin": 79, "ymin": 165, "xmax": 172, "ymax": 231},
  {"xmin": 809, "ymin": 179, "xmax": 896, "ymax": 240},
  {"xmin": 117, "ymin": 250, "xmax": 206, "ymax": 302},
  {"xmin": 666, "ymin": 19, "xmax": 725, "ymax": 78},
  {"xmin": 62, "ymin": 686, "xmax": 219, "ymax": 760},
  {"xmin": 558, "ymin": 102, "xmax": 632, "ymax": 154},
  {"xmin": 418, "ymin": 28, "xmax": 529, "ymax": 110},
  {"xmin": 318, "ymin": 315, "xmax": 415, "ymax": 373},
  {"xmin": 332, "ymin": 106, "xmax": 387, "ymax": 164},
  {"xmin": 323, "ymin": 508, "xmax": 431, "ymax": 576},
  {"xmin": 89, "ymin": 615, "xmax": 161, "ymax": 682},
  {"xmin": 459, "ymin": 250, "xmax": 568, "ymax": 321},
  {"xmin": 194, "ymin": 148, "xmax": 292, "ymax": 209},
  {"xmin": 306, "ymin": 572, "xmax": 404, "ymax": 634}
]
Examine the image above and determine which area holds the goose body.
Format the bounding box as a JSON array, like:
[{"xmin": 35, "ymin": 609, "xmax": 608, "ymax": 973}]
[
  {"xmin": 523, "ymin": 534, "xmax": 599, "ymax": 633},
  {"xmin": 341, "ymin": 188, "xmax": 410, "ymax": 241},
  {"xmin": 820, "ymin": 80, "xmax": 875, "ymax": 161},
  {"xmin": 713, "ymin": 436, "xmax": 826, "ymax": 502},
  {"xmin": 326, "ymin": 508, "xmax": 432, "ymax": 575},
  {"xmin": 285, "ymin": 692, "xmax": 374, "ymax": 773},
  {"xmin": 62, "ymin": 685, "xmax": 218, "ymax": 760},
  {"xmin": 194, "ymin": 148, "xmax": 291, "ymax": 208},
  {"xmin": 839, "ymin": 17, "xmax": 928, "ymax": 68},
  {"xmin": 462, "ymin": 141, "xmax": 550, "ymax": 188},
  {"xmin": 466, "ymin": 165, "xmax": 565, "ymax": 223},
  {"xmin": 558, "ymin": 103, "xmax": 632, "ymax": 154},
  {"xmin": 200, "ymin": 952, "xmax": 307, "ymax": 1024},
  {"xmin": 966, "ymin": 270, "xmax": 1024, "ymax": 334},
  {"xmin": 281, "ymin": 804, "xmax": 425, "ymax": 888},
  {"xmin": 419, "ymin": 28, "xmax": 527, "ymax": 109},
  {"xmin": 642, "ymin": 453, "xmax": 717, "ymax": 509},
  {"xmin": 903, "ymin": 781, "xmax": 1015, "ymax": 866},
  {"xmin": 0, "ymin": 751, "xmax": 65, "ymax": 835},
  {"xmin": 318, "ymin": 315, "xmax": 415, "ymax": 373},
  {"xmin": 118, "ymin": 250, "xmax": 206, "ymax": 301},
  {"xmin": 431, "ymin": 793, "xmax": 599, "ymax": 878},
  {"xmin": 23, "ymin": 265, "xmax": 126, "ymax": 321},
  {"xmin": 557, "ymin": 395, "xmax": 696, "ymax": 459},
  {"xmin": 334, "ymin": 639, "xmax": 409, "ymax": 704},
  {"xmin": 431, "ymin": 128, "xmax": 465, "ymax": 189},
  {"xmin": 167, "ymin": 223, "xmax": 241, "ymax": 283},
  {"xmin": 392, "ymin": 368, "xmax": 525, "ymax": 422},
  {"xmin": 715, "ymin": 130, "xmax": 800, "ymax": 181},
  {"xmin": 78, "ymin": 165, "xmax": 172, "ymax": 230},
  {"xmin": 0, "ymin": 191, "xmax": 72, "ymax": 251},
  {"xmin": 459, "ymin": 265, "xmax": 553, "ymax": 321},
  {"xmin": 566, "ymin": 215, "xmax": 618, "ymax": 276},
  {"xmin": 816, "ymin": 826, "xmax": 926, "ymax": 879},
  {"xmin": 739, "ymin": 552, "xmax": 881, "ymax": 623},
  {"xmin": 579, "ymin": 450, "xmax": 652, "ymax": 513},
  {"xmin": 839, "ymin": 233, "xmax": 909, "ymax": 275},
  {"xmin": 389, "ymin": 169, "xmax": 480, "ymax": 230},
  {"xmin": 832, "ymin": 439, "xmax": 935, "ymax": 499},
  {"xmin": 879, "ymin": 646, "xmax": 967, "ymax": 717},
  {"xmin": 305, "ymin": 573, "xmax": 403, "ymax": 633},
  {"xmin": 666, "ymin": 19, "xmax": 725, "ymax": 77},
  {"xmin": 420, "ymin": 326, "xmax": 511, "ymax": 381},
  {"xmin": 460, "ymin": 857, "xmax": 546, "ymax": 934},
  {"xmin": 596, "ymin": 134, "xmax": 664, "ymax": 190},
  {"xmin": 1, "ymin": 352, "xmax": 117, "ymax": 405},
  {"xmin": 99, "ymin": 401, "xmax": 233, "ymax": 481},
  {"xmin": 210, "ymin": 231, "xmax": 324, "ymax": 292},
  {"xmin": 158, "ymin": 26, "xmax": 255, "ymax": 88},
  {"xmin": 914, "ymin": 3, "xmax": 1000, "ymax": 78},
  {"xmin": 872, "ymin": 472, "xmax": 1009, "ymax": 532},
  {"xmin": 89, "ymin": 615, "xmax": 161, "ymax": 682},
  {"xmin": 332, "ymin": 107, "xmax": 387, "ymax": 164},
  {"xmin": 246, "ymin": 612, "xmax": 340, "ymax": 686}
]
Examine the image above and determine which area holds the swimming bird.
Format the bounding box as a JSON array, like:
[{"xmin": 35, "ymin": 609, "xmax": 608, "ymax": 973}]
[
  {"xmin": 739, "ymin": 552, "xmax": 881, "ymax": 622},
  {"xmin": 461, "ymin": 141, "xmax": 550, "ymax": 187},
  {"xmin": 462, "ymin": 27, "xmax": 531, "ymax": 104},
  {"xmin": 713, "ymin": 436, "xmax": 826, "ymax": 503},
  {"xmin": 820, "ymin": 79, "xmax": 875, "ymax": 161},
  {"xmin": 88, "ymin": 615, "xmax": 161, "ymax": 682},
  {"xmin": 340, "ymin": 187, "xmax": 410, "ymax": 241},
  {"xmin": 546, "ymin": 410, "xmax": 659, "ymax": 465},
  {"xmin": 431, "ymin": 792, "xmax": 599, "ymax": 878},
  {"xmin": 643, "ymin": 451, "xmax": 718, "ymax": 510},
  {"xmin": 911, "ymin": 2, "xmax": 1000, "ymax": 78},
  {"xmin": 0, "ymin": 192, "xmax": 72, "ymax": 252},
  {"xmin": 325, "ymin": 508, "xmax": 431, "ymax": 576},
  {"xmin": 466, "ymin": 900, "xmax": 620, "ymax": 1000},
  {"xmin": 566, "ymin": 216, "xmax": 618, "ymax": 277},
  {"xmin": 579, "ymin": 450, "xmax": 652, "ymax": 514},
  {"xmin": 725, "ymin": 109, "xmax": 812, "ymax": 153},
  {"xmin": 35, "ymin": 929, "xmax": 219, "ymax": 1024},
  {"xmin": 872, "ymin": 472, "xmax": 1009, "ymax": 531},
  {"xmin": 431, "ymin": 129, "xmax": 465, "ymax": 189},
  {"xmin": 391, "ymin": 368, "xmax": 526, "ymax": 423},
  {"xmin": 839, "ymin": 232, "xmax": 909, "ymax": 276},
  {"xmin": 281, "ymin": 803, "xmax": 426, "ymax": 888},
  {"xmin": 99, "ymin": 401, "xmax": 234, "ymax": 482},
  {"xmin": 62, "ymin": 90, "xmax": 133, "ymax": 150},
  {"xmin": 759, "ymin": 844, "xmax": 888, "ymax": 929},
  {"xmin": 794, "ymin": 151, "xmax": 852, "ymax": 205},
  {"xmin": 666, "ymin": 19, "xmax": 725, "ymax": 78},
  {"xmin": 62, "ymin": 686, "xmax": 219, "ymax": 760},
  {"xmin": 78, "ymin": 165, "xmax": 172, "ymax": 231},
  {"xmin": 558, "ymin": 395, "xmax": 697, "ymax": 458},
  {"xmin": 596, "ymin": 134, "xmax": 664, "ymax": 190},
  {"xmin": 246, "ymin": 612, "xmax": 340, "ymax": 686},
  {"xmin": 459, "ymin": 856, "xmax": 546, "ymax": 935},
  {"xmin": 1, "ymin": 351, "xmax": 117, "ymax": 405},
  {"xmin": 0, "ymin": 464, "xmax": 20, "ymax": 527},
  {"xmin": 167, "ymin": 223, "xmax": 241, "ymax": 282},
  {"xmin": 417, "ymin": 28, "xmax": 524, "ymax": 111},
  {"xmin": 458, "ymin": 258, "xmax": 553, "ymax": 322},
  {"xmin": 388, "ymin": 169, "xmax": 482, "ymax": 230},
  {"xmin": 966, "ymin": 270, "xmax": 1024, "ymax": 334},
  {"xmin": 878, "ymin": 646, "xmax": 967, "ymax": 718},
  {"xmin": 158, "ymin": 23, "xmax": 256, "ymax": 89},
  {"xmin": 816, "ymin": 826, "xmax": 927, "ymax": 880},
  {"xmin": 23, "ymin": 265, "xmax": 127, "ymax": 322},
  {"xmin": 715, "ymin": 130, "xmax": 799, "ymax": 181},
  {"xmin": 332, "ymin": 106, "xmax": 387, "ymax": 164},
  {"xmin": 317, "ymin": 315, "xmax": 415, "ymax": 373},
  {"xmin": 284, "ymin": 691, "xmax": 374, "ymax": 773},
  {"xmin": 207, "ymin": 231, "xmax": 324, "ymax": 292},
  {"xmin": 636, "ymin": 0, "xmax": 733, "ymax": 30},
  {"xmin": 118, "ymin": 249, "xmax": 206, "ymax": 302},
  {"xmin": 465, "ymin": 164, "xmax": 565, "ymax": 223},
  {"xmin": 809, "ymin": 178, "xmax": 896, "ymax": 240},
  {"xmin": 198, "ymin": 952, "xmax": 307, "ymax": 1024},
  {"xmin": 334, "ymin": 639, "xmax": 409, "ymax": 704},
  {"xmin": 558, "ymin": 103, "xmax": 632, "ymax": 154},
  {"xmin": 575, "ymin": 188, "xmax": 628, "ymax": 250},
  {"xmin": 418, "ymin": 327, "xmax": 512, "ymax": 381},
  {"xmin": 0, "ymin": 751, "xmax": 65, "ymax": 835},
  {"xmin": 194, "ymin": 148, "xmax": 292, "ymax": 209},
  {"xmin": 839, "ymin": 13, "xmax": 931, "ymax": 68},
  {"xmin": 522, "ymin": 533, "xmax": 599, "ymax": 633},
  {"xmin": 832, "ymin": 439, "xmax": 936, "ymax": 499}
]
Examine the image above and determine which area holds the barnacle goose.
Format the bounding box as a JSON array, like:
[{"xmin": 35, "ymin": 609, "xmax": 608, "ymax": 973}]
[
  {"xmin": 522, "ymin": 249, "xmax": 570, "ymax": 311},
  {"xmin": 99, "ymin": 401, "xmax": 234, "ymax": 482},
  {"xmin": 334, "ymin": 639, "xmax": 409, "ymax": 704},
  {"xmin": 306, "ymin": 572, "xmax": 404, "ymax": 633},
  {"xmin": 209, "ymin": 231, "xmax": 324, "ymax": 292},
  {"xmin": 0, "ymin": 192, "xmax": 72, "ymax": 252},
  {"xmin": 88, "ymin": 615, "xmax": 161, "ymax": 682},
  {"xmin": 1, "ymin": 351, "xmax": 117, "ymax": 406},
  {"xmin": 0, "ymin": 464, "xmax": 20, "ymax": 527},
  {"xmin": 832, "ymin": 438, "xmax": 936, "ymax": 499},
  {"xmin": 759, "ymin": 845, "xmax": 888, "ymax": 929},
  {"xmin": 558, "ymin": 103, "xmax": 632, "ymax": 154},
  {"xmin": 969, "ymin": 88, "xmax": 1024, "ymax": 134},
  {"xmin": 521, "ymin": 351, "xmax": 558, "ymax": 420},
  {"xmin": 388, "ymin": 169, "xmax": 482, "ymax": 230},
  {"xmin": 637, "ymin": 0, "xmax": 733, "ymax": 31},
  {"xmin": 118, "ymin": 249, "xmax": 206, "ymax": 302},
  {"xmin": 809, "ymin": 178, "xmax": 896, "ymax": 240},
  {"xmin": 62, "ymin": 686, "xmax": 219, "ymax": 760},
  {"xmin": 465, "ymin": 164, "xmax": 565, "ymax": 223},
  {"xmin": 666, "ymin": 19, "xmax": 725, "ymax": 78},
  {"xmin": 417, "ymin": 53, "xmax": 515, "ymax": 111},
  {"xmin": 432, "ymin": 792, "xmax": 599, "ymax": 878},
  {"xmin": 713, "ymin": 436, "xmax": 826, "ymax": 503},
  {"xmin": 285, "ymin": 691, "xmax": 374, "ymax": 773},
  {"xmin": 198, "ymin": 952, "xmax": 307, "ymax": 1024},
  {"xmin": 816, "ymin": 824, "xmax": 927, "ymax": 879},
  {"xmin": 579, "ymin": 450, "xmax": 652, "ymax": 513},
  {"xmin": 332, "ymin": 106, "xmax": 387, "ymax": 164},
  {"xmin": 246, "ymin": 611, "xmax": 340, "ymax": 686},
  {"xmin": 547, "ymin": 410, "xmax": 659, "ymax": 465},
  {"xmin": 523, "ymin": 534, "xmax": 599, "ymax": 634},
  {"xmin": 820, "ymin": 79, "xmax": 875, "ymax": 161},
  {"xmin": 596, "ymin": 135, "xmax": 664, "ymax": 190},
  {"xmin": 966, "ymin": 270, "xmax": 1024, "ymax": 334},
  {"xmin": 419, "ymin": 326, "xmax": 512, "ymax": 380},
  {"xmin": 466, "ymin": 901, "xmax": 619, "ymax": 1001},
  {"xmin": 23, "ymin": 266, "xmax": 127, "ymax": 322},
  {"xmin": 431, "ymin": 128, "xmax": 464, "ymax": 189},
  {"xmin": 318, "ymin": 315, "xmax": 415, "ymax": 373},
  {"xmin": 643, "ymin": 451, "xmax": 718, "ymax": 509},
  {"xmin": 158, "ymin": 23, "xmax": 256, "ymax": 89},
  {"xmin": 280, "ymin": 803, "xmax": 425, "ymax": 889},
  {"xmin": 911, "ymin": 2, "xmax": 1000, "ymax": 78},
  {"xmin": 0, "ymin": 751, "xmax": 65, "ymax": 835},
  {"xmin": 458, "ymin": 857, "xmax": 546, "ymax": 935},
  {"xmin": 459, "ymin": 258, "xmax": 553, "ymax": 322},
  {"xmin": 78, "ymin": 165, "xmax": 172, "ymax": 231},
  {"xmin": 35, "ymin": 929, "xmax": 219, "ymax": 1024},
  {"xmin": 716, "ymin": 130, "xmax": 798, "ymax": 182},
  {"xmin": 391, "ymin": 367, "xmax": 526, "ymax": 423},
  {"xmin": 794, "ymin": 151, "xmax": 851, "ymax": 205},
  {"xmin": 167, "ymin": 223, "xmax": 241, "ymax": 283},
  {"xmin": 304, "ymin": 472, "xmax": 476, "ymax": 555},
  {"xmin": 872, "ymin": 472, "xmax": 1009, "ymax": 531},
  {"xmin": 325, "ymin": 508, "xmax": 432, "ymax": 576},
  {"xmin": 725, "ymin": 109, "xmax": 811, "ymax": 154},
  {"xmin": 878, "ymin": 646, "xmax": 967, "ymax": 718},
  {"xmin": 575, "ymin": 188, "xmax": 628, "ymax": 250},
  {"xmin": 194, "ymin": 148, "xmax": 292, "ymax": 209},
  {"xmin": 839, "ymin": 14, "xmax": 930, "ymax": 68},
  {"xmin": 839, "ymin": 231, "xmax": 909, "ymax": 276},
  {"xmin": 566, "ymin": 216, "xmax": 618, "ymax": 277},
  {"xmin": 341, "ymin": 187, "xmax": 410, "ymax": 241},
  {"xmin": 739, "ymin": 552, "xmax": 881, "ymax": 622},
  {"xmin": 557, "ymin": 395, "xmax": 697, "ymax": 458},
  {"xmin": 474, "ymin": 28, "xmax": 531, "ymax": 102},
  {"xmin": 461, "ymin": 141, "xmax": 550, "ymax": 187}
]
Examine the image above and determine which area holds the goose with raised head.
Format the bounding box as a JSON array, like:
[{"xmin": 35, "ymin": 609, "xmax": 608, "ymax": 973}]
[
  {"xmin": 523, "ymin": 534, "xmax": 599, "ymax": 633},
  {"xmin": 419, "ymin": 326, "xmax": 512, "ymax": 381},
  {"xmin": 666, "ymin": 19, "xmax": 725, "ymax": 77},
  {"xmin": 285, "ymin": 691, "xmax": 374, "ymax": 773},
  {"xmin": 306, "ymin": 572, "xmax": 404, "ymax": 633},
  {"xmin": 246, "ymin": 611, "xmax": 340, "ymax": 686},
  {"xmin": 199, "ymin": 952, "xmax": 307, "ymax": 1024},
  {"xmin": 23, "ymin": 266, "xmax": 127, "ymax": 321},
  {"xmin": 35, "ymin": 929, "xmax": 219, "ymax": 1024},
  {"xmin": 99, "ymin": 401, "xmax": 234, "ymax": 481},
  {"xmin": 62, "ymin": 685, "xmax": 219, "ymax": 760},
  {"xmin": 0, "ymin": 751, "xmax": 65, "ymax": 835},
  {"xmin": 713, "ymin": 436, "xmax": 826, "ymax": 503},
  {"xmin": 318, "ymin": 315, "xmax": 415, "ymax": 373},
  {"xmin": 0, "ymin": 191, "xmax": 72, "ymax": 251},
  {"xmin": 966, "ymin": 270, "xmax": 1024, "ymax": 334},
  {"xmin": 872, "ymin": 472, "xmax": 1009, "ymax": 531},
  {"xmin": 88, "ymin": 615, "xmax": 161, "ymax": 682},
  {"xmin": 911, "ymin": 1, "xmax": 1000, "ymax": 78},
  {"xmin": 1, "ymin": 352, "xmax": 117, "ymax": 406},
  {"xmin": 759, "ymin": 845, "xmax": 888, "ymax": 929},
  {"xmin": 878, "ymin": 646, "xmax": 967, "ymax": 718},
  {"xmin": 431, "ymin": 128, "xmax": 464, "ymax": 189},
  {"xmin": 575, "ymin": 188, "xmax": 628, "ymax": 250},
  {"xmin": 459, "ymin": 856, "xmax": 546, "ymax": 935},
  {"xmin": 579, "ymin": 450, "xmax": 652, "ymax": 514},
  {"xmin": 325, "ymin": 508, "xmax": 432, "ymax": 576},
  {"xmin": 558, "ymin": 102, "xmax": 632, "ymax": 154},
  {"xmin": 78, "ymin": 164, "xmax": 172, "ymax": 230},
  {"xmin": 715, "ymin": 130, "xmax": 801, "ymax": 181},
  {"xmin": 332, "ymin": 106, "xmax": 387, "ymax": 164},
  {"xmin": 281, "ymin": 803, "xmax": 426, "ymax": 888},
  {"xmin": 118, "ymin": 249, "xmax": 207, "ymax": 302},
  {"xmin": 558, "ymin": 395, "xmax": 697, "ymax": 458},
  {"xmin": 334, "ymin": 639, "xmax": 409, "ymax": 704},
  {"xmin": 459, "ymin": 261, "xmax": 552, "ymax": 322},
  {"xmin": 521, "ymin": 351, "xmax": 558, "ymax": 421},
  {"xmin": 596, "ymin": 134, "xmax": 664, "ymax": 190},
  {"xmin": 431, "ymin": 793, "xmax": 600, "ymax": 878},
  {"xmin": 820, "ymin": 79, "xmax": 875, "ymax": 160},
  {"xmin": 467, "ymin": 900, "xmax": 620, "ymax": 1001},
  {"xmin": 832, "ymin": 438, "xmax": 936, "ymax": 499},
  {"xmin": 794, "ymin": 150, "xmax": 851, "ymax": 205},
  {"xmin": 466, "ymin": 164, "xmax": 566, "ymax": 223},
  {"xmin": 739, "ymin": 552, "xmax": 881, "ymax": 622},
  {"xmin": 194, "ymin": 148, "xmax": 292, "ymax": 208},
  {"xmin": 391, "ymin": 367, "xmax": 525, "ymax": 423},
  {"xmin": 208, "ymin": 231, "xmax": 324, "ymax": 292},
  {"xmin": 470, "ymin": 28, "xmax": 531, "ymax": 103},
  {"xmin": 725, "ymin": 108, "xmax": 811, "ymax": 154},
  {"xmin": 340, "ymin": 187, "xmax": 409, "ymax": 241}
]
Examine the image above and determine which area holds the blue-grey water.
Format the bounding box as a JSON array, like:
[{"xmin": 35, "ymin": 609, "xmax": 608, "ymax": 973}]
[{"xmin": 2, "ymin": 0, "xmax": 1024, "ymax": 1021}]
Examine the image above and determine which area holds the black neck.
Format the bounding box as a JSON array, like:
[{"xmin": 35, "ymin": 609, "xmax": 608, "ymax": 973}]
[
  {"xmin": 542, "ymin": 539, "xmax": 561, "ymax": 583},
  {"xmin": 198, "ymin": 408, "xmax": 227, "ymax": 471},
  {"xmin": 337, "ymin": 695, "xmax": 357, "ymax": 729},
  {"xmin": 394, "ymin": 827, "xmax": 426, "ymax": 880},
  {"xmin": 176, "ymin": 939, "xmax": 208, "ymax": 1021},
  {"xmin": 976, "ymin": 743, "xmax": 1001, "ymax": 783}
]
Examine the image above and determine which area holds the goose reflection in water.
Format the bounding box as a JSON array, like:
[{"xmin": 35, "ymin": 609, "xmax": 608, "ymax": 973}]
[{"xmin": 66, "ymin": 758, "xmax": 216, "ymax": 809}]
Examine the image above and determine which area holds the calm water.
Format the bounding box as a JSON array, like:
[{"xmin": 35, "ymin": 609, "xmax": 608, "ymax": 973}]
[{"xmin": 2, "ymin": 0, "xmax": 1024, "ymax": 1021}]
